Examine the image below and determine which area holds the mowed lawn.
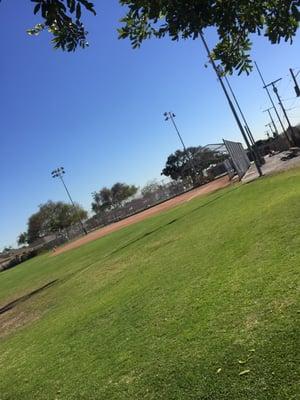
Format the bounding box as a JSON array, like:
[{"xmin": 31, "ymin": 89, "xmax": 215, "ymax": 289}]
[{"xmin": 0, "ymin": 169, "xmax": 299, "ymax": 400}]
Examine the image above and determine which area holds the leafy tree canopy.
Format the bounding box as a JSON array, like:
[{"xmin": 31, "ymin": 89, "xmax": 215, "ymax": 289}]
[
  {"xmin": 26, "ymin": 200, "xmax": 87, "ymax": 244},
  {"xmin": 162, "ymin": 146, "xmax": 227, "ymax": 183},
  {"xmin": 27, "ymin": 0, "xmax": 96, "ymax": 51},
  {"xmin": 17, "ymin": 232, "xmax": 29, "ymax": 246},
  {"xmin": 118, "ymin": 0, "xmax": 300, "ymax": 74},
  {"xmin": 2, "ymin": 246, "xmax": 13, "ymax": 253},
  {"xmin": 141, "ymin": 180, "xmax": 163, "ymax": 197},
  {"xmin": 24, "ymin": 0, "xmax": 300, "ymax": 73},
  {"xmin": 91, "ymin": 182, "xmax": 138, "ymax": 214},
  {"xmin": 111, "ymin": 182, "xmax": 138, "ymax": 207},
  {"xmin": 91, "ymin": 187, "xmax": 113, "ymax": 214}
]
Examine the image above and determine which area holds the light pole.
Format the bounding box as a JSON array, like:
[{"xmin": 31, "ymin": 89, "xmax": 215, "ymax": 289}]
[
  {"xmin": 51, "ymin": 167, "xmax": 88, "ymax": 235},
  {"xmin": 164, "ymin": 112, "xmax": 199, "ymax": 185},
  {"xmin": 200, "ymin": 33, "xmax": 263, "ymax": 177}
]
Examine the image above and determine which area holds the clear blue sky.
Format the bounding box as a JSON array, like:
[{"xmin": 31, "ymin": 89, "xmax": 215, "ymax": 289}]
[{"xmin": 1, "ymin": 1, "xmax": 299, "ymax": 249}]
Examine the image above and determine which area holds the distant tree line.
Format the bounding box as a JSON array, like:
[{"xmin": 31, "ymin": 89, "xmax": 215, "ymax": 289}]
[
  {"xmin": 162, "ymin": 146, "xmax": 228, "ymax": 184},
  {"xmin": 17, "ymin": 147, "xmax": 226, "ymax": 247},
  {"xmin": 18, "ymin": 200, "xmax": 87, "ymax": 245},
  {"xmin": 91, "ymin": 183, "xmax": 138, "ymax": 214}
]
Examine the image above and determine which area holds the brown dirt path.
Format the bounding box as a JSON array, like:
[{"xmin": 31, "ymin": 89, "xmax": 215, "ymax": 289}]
[{"xmin": 54, "ymin": 176, "xmax": 231, "ymax": 256}]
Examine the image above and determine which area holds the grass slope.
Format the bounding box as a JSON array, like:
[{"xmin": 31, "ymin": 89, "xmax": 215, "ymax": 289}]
[{"xmin": 0, "ymin": 169, "xmax": 299, "ymax": 400}]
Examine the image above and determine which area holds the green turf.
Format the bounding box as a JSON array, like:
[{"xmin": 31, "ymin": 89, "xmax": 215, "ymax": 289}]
[{"xmin": 0, "ymin": 169, "xmax": 299, "ymax": 400}]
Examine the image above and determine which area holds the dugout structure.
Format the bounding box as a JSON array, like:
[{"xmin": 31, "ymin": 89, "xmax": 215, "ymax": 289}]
[{"xmin": 223, "ymin": 139, "xmax": 251, "ymax": 179}]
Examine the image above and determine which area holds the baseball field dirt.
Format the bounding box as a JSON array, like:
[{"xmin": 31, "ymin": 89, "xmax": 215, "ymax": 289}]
[{"xmin": 54, "ymin": 176, "xmax": 231, "ymax": 255}]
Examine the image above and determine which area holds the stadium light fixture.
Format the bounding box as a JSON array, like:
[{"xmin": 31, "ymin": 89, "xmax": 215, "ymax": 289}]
[
  {"xmin": 51, "ymin": 166, "xmax": 87, "ymax": 235},
  {"xmin": 163, "ymin": 111, "xmax": 199, "ymax": 185}
]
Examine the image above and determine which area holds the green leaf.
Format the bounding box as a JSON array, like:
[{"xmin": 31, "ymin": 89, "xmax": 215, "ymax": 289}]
[
  {"xmin": 291, "ymin": 4, "xmax": 300, "ymax": 21},
  {"xmin": 33, "ymin": 3, "xmax": 41, "ymax": 15},
  {"xmin": 76, "ymin": 3, "xmax": 81, "ymax": 20},
  {"xmin": 70, "ymin": 0, "xmax": 76, "ymax": 13}
]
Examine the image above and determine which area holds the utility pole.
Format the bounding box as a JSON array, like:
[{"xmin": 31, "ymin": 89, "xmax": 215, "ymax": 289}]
[
  {"xmin": 289, "ymin": 68, "xmax": 300, "ymax": 97},
  {"xmin": 244, "ymin": 124, "xmax": 256, "ymax": 148},
  {"xmin": 265, "ymin": 123, "xmax": 275, "ymax": 138},
  {"xmin": 163, "ymin": 112, "xmax": 199, "ymax": 185},
  {"xmin": 264, "ymin": 79, "xmax": 296, "ymax": 146},
  {"xmin": 255, "ymin": 62, "xmax": 290, "ymax": 144},
  {"xmin": 200, "ymin": 33, "xmax": 262, "ymax": 177},
  {"xmin": 223, "ymin": 75, "xmax": 263, "ymax": 164},
  {"xmin": 51, "ymin": 167, "xmax": 88, "ymax": 235},
  {"xmin": 264, "ymin": 107, "xmax": 279, "ymax": 137},
  {"xmin": 223, "ymin": 76, "xmax": 254, "ymax": 145}
]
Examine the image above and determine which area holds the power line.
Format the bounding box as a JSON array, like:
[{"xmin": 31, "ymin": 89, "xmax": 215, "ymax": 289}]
[
  {"xmin": 255, "ymin": 61, "xmax": 289, "ymax": 145},
  {"xmin": 286, "ymin": 105, "xmax": 300, "ymax": 111},
  {"xmin": 264, "ymin": 79, "xmax": 296, "ymax": 146},
  {"xmin": 263, "ymin": 108, "xmax": 279, "ymax": 137},
  {"xmin": 280, "ymin": 76, "xmax": 293, "ymax": 98},
  {"xmin": 281, "ymin": 96, "xmax": 299, "ymax": 102}
]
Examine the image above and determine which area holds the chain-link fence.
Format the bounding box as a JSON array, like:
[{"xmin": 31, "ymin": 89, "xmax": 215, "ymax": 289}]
[
  {"xmin": 223, "ymin": 139, "xmax": 251, "ymax": 179},
  {"xmin": 22, "ymin": 147, "xmax": 237, "ymax": 256},
  {"xmin": 85, "ymin": 179, "xmax": 194, "ymax": 232}
]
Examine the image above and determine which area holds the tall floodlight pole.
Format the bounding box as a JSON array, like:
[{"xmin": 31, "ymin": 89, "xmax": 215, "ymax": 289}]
[
  {"xmin": 200, "ymin": 33, "xmax": 262, "ymax": 177},
  {"xmin": 51, "ymin": 167, "xmax": 88, "ymax": 235},
  {"xmin": 255, "ymin": 62, "xmax": 290, "ymax": 144},
  {"xmin": 264, "ymin": 107, "xmax": 279, "ymax": 137},
  {"xmin": 223, "ymin": 75, "xmax": 263, "ymax": 164},
  {"xmin": 164, "ymin": 112, "xmax": 199, "ymax": 185},
  {"xmin": 264, "ymin": 79, "xmax": 295, "ymax": 146}
]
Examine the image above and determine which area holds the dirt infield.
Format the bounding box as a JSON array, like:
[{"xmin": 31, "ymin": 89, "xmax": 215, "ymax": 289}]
[{"xmin": 54, "ymin": 176, "xmax": 231, "ymax": 256}]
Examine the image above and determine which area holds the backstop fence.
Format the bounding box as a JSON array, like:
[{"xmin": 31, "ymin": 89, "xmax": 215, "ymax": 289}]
[
  {"xmin": 223, "ymin": 139, "xmax": 251, "ymax": 179},
  {"xmin": 16, "ymin": 142, "xmax": 249, "ymax": 258}
]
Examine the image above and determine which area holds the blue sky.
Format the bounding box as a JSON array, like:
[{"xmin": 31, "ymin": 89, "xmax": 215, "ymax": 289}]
[{"xmin": 0, "ymin": 1, "xmax": 300, "ymax": 249}]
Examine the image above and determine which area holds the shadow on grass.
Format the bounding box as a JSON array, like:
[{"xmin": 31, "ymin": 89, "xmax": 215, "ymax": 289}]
[
  {"xmin": 0, "ymin": 280, "xmax": 58, "ymax": 315},
  {"xmin": 109, "ymin": 186, "xmax": 240, "ymax": 256},
  {"xmin": 4, "ymin": 186, "xmax": 240, "ymax": 303}
]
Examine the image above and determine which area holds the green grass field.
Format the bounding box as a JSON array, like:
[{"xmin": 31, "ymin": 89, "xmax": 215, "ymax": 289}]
[{"xmin": 1, "ymin": 169, "xmax": 299, "ymax": 400}]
